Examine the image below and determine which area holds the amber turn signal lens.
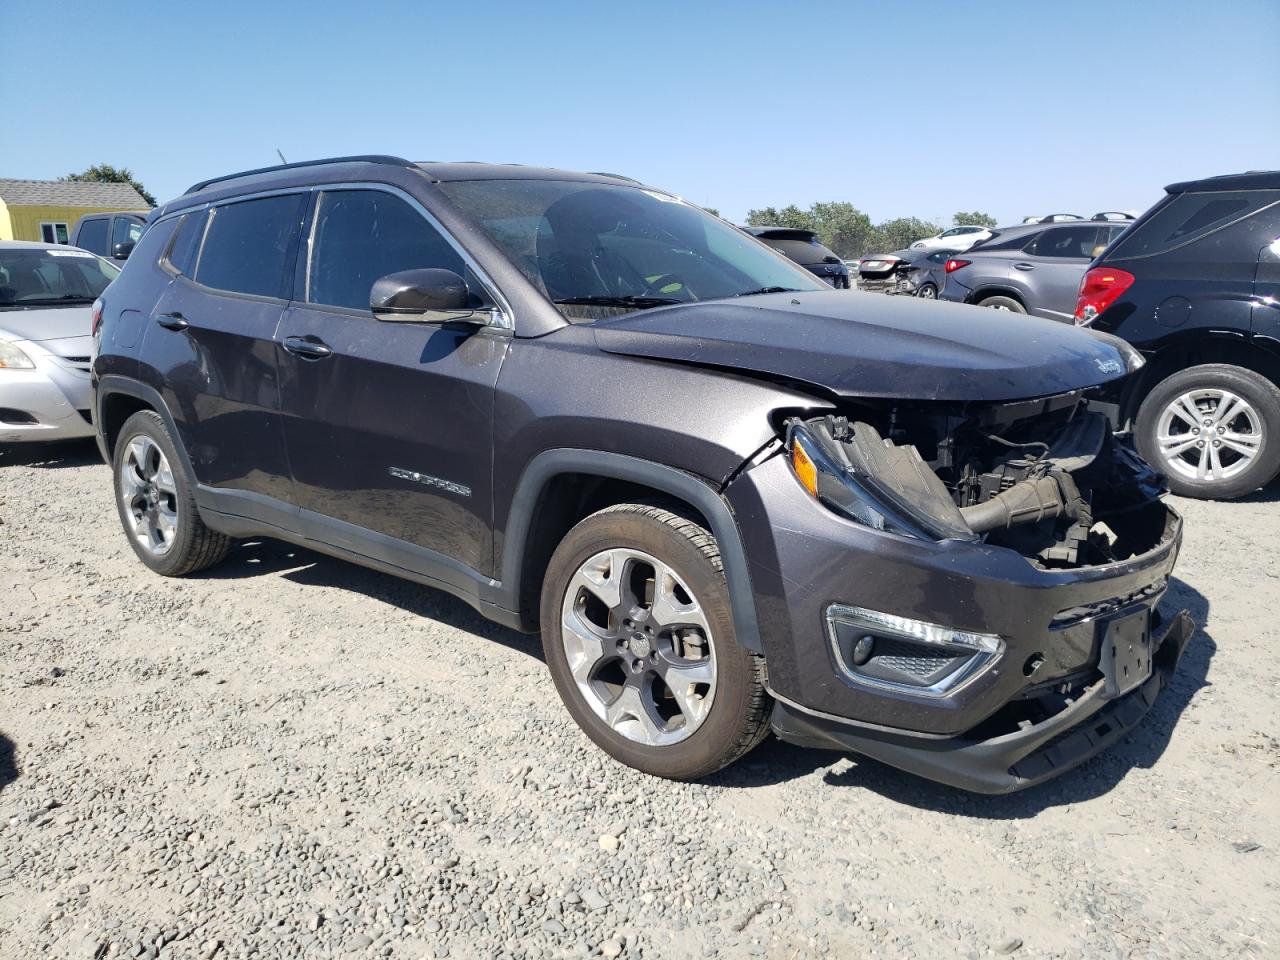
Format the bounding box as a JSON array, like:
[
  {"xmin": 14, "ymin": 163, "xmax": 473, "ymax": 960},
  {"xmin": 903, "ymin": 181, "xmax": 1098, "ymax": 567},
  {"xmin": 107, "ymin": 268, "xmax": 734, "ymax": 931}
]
[{"xmin": 791, "ymin": 438, "xmax": 818, "ymax": 497}]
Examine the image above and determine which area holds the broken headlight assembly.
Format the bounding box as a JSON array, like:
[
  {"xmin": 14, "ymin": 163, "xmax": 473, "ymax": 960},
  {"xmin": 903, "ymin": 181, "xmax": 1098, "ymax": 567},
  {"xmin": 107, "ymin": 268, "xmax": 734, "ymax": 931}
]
[{"xmin": 787, "ymin": 420, "xmax": 943, "ymax": 540}]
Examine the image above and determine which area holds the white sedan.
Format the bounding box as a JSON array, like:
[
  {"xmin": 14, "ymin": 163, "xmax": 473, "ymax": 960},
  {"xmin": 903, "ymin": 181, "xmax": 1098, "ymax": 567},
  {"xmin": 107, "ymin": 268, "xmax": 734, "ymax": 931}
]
[{"xmin": 909, "ymin": 225, "xmax": 993, "ymax": 252}]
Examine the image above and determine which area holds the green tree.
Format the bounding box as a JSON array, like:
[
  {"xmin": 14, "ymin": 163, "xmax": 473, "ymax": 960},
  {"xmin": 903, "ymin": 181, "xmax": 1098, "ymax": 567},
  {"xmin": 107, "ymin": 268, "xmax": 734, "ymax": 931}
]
[
  {"xmin": 953, "ymin": 210, "xmax": 997, "ymax": 229},
  {"xmin": 745, "ymin": 204, "xmax": 815, "ymax": 231},
  {"xmin": 703, "ymin": 207, "xmax": 721, "ymax": 218},
  {"xmin": 871, "ymin": 217, "xmax": 943, "ymax": 253},
  {"xmin": 61, "ymin": 164, "xmax": 156, "ymax": 206}
]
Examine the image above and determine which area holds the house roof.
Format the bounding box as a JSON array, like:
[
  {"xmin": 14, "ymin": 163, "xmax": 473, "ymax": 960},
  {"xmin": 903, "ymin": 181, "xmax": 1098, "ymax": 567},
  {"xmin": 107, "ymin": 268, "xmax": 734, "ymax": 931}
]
[{"xmin": 0, "ymin": 178, "xmax": 150, "ymax": 209}]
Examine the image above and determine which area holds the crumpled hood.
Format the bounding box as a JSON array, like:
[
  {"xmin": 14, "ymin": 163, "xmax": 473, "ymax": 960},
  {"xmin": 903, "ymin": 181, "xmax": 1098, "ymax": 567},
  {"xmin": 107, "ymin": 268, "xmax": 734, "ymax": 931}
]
[
  {"xmin": 591, "ymin": 290, "xmax": 1130, "ymax": 403},
  {"xmin": 0, "ymin": 305, "xmax": 92, "ymax": 343}
]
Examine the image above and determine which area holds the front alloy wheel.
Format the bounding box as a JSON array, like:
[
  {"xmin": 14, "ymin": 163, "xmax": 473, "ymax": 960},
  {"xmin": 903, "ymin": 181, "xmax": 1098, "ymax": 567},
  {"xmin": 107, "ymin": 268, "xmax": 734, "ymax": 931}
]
[
  {"xmin": 541, "ymin": 503, "xmax": 771, "ymax": 780},
  {"xmin": 561, "ymin": 547, "xmax": 717, "ymax": 746}
]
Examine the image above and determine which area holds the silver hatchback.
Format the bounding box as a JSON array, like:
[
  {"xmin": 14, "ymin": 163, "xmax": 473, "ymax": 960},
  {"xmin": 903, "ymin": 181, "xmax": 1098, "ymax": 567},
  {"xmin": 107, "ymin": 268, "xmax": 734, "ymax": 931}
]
[{"xmin": 0, "ymin": 241, "xmax": 118, "ymax": 442}]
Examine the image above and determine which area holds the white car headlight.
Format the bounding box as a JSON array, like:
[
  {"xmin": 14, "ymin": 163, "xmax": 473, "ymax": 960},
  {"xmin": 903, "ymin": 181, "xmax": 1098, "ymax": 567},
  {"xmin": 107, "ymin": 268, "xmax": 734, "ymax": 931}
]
[{"xmin": 0, "ymin": 338, "xmax": 35, "ymax": 370}]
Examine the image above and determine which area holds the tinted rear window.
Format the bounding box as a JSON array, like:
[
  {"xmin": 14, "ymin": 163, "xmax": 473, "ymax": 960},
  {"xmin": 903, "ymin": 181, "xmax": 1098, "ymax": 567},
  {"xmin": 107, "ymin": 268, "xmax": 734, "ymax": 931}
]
[
  {"xmin": 761, "ymin": 236, "xmax": 839, "ymax": 264},
  {"xmin": 166, "ymin": 210, "xmax": 208, "ymax": 277},
  {"xmin": 1109, "ymin": 190, "xmax": 1280, "ymax": 260},
  {"xmin": 196, "ymin": 194, "xmax": 305, "ymax": 298},
  {"xmin": 1024, "ymin": 225, "xmax": 1103, "ymax": 259},
  {"xmin": 76, "ymin": 218, "xmax": 109, "ymax": 255}
]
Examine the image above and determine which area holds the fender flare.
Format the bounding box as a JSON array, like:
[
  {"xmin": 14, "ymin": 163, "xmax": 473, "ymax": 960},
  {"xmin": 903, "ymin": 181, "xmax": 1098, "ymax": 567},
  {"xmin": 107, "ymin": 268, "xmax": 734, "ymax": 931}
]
[
  {"xmin": 494, "ymin": 449, "xmax": 764, "ymax": 654},
  {"xmin": 94, "ymin": 376, "xmax": 196, "ymax": 479}
]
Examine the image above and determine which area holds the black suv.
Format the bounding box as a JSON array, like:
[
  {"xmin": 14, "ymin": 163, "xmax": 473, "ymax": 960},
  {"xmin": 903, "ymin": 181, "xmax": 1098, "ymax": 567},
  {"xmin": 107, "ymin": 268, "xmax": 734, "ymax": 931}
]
[
  {"xmin": 1078, "ymin": 171, "xmax": 1280, "ymax": 500},
  {"xmin": 92, "ymin": 156, "xmax": 1192, "ymax": 792},
  {"xmin": 742, "ymin": 227, "xmax": 850, "ymax": 288}
]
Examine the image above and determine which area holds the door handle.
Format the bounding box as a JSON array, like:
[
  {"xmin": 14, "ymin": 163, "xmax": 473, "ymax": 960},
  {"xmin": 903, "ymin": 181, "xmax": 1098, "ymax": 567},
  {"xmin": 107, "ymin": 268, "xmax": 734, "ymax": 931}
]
[
  {"xmin": 282, "ymin": 336, "xmax": 334, "ymax": 360},
  {"xmin": 155, "ymin": 312, "xmax": 189, "ymax": 330},
  {"xmin": 1014, "ymin": 262, "xmax": 1035, "ymax": 271}
]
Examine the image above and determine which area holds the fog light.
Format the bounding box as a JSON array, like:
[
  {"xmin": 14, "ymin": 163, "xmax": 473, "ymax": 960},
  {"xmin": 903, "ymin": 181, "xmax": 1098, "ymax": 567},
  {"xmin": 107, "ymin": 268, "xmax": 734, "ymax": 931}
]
[
  {"xmin": 826, "ymin": 604, "xmax": 1004, "ymax": 698},
  {"xmin": 852, "ymin": 635, "xmax": 875, "ymax": 665}
]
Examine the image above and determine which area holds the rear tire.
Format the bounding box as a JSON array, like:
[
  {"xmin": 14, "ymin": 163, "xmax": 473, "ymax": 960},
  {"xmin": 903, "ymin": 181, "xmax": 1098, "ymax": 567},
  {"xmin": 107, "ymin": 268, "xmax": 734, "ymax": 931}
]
[
  {"xmin": 1134, "ymin": 364, "xmax": 1280, "ymax": 500},
  {"xmin": 540, "ymin": 502, "xmax": 771, "ymax": 780},
  {"xmin": 977, "ymin": 294, "xmax": 1025, "ymax": 313},
  {"xmin": 112, "ymin": 411, "xmax": 231, "ymax": 576},
  {"xmin": 916, "ymin": 283, "xmax": 938, "ymax": 299}
]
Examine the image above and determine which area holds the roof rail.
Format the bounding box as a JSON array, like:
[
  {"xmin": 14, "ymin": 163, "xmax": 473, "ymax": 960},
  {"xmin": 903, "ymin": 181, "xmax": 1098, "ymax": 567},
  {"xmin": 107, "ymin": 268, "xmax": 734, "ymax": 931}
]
[
  {"xmin": 184, "ymin": 155, "xmax": 415, "ymax": 195},
  {"xmin": 586, "ymin": 171, "xmax": 642, "ymax": 184}
]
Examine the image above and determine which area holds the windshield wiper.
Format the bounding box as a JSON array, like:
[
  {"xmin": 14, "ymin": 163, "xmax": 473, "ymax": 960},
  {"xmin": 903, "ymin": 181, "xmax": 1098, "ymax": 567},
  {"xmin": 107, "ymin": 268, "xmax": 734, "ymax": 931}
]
[
  {"xmin": 735, "ymin": 286, "xmax": 800, "ymax": 297},
  {"xmin": 552, "ymin": 295, "xmax": 681, "ymax": 309}
]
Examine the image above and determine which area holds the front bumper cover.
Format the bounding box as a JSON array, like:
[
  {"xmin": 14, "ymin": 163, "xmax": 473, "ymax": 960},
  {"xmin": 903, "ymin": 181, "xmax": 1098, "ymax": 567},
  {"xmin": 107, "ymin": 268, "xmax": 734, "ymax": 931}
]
[{"xmin": 771, "ymin": 609, "xmax": 1194, "ymax": 793}]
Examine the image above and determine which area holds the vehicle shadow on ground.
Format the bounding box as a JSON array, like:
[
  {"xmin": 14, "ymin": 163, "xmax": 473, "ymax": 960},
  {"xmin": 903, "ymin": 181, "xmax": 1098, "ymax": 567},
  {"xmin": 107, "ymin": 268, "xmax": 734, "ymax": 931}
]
[
  {"xmin": 0, "ymin": 734, "xmax": 18, "ymax": 794},
  {"xmin": 201, "ymin": 538, "xmax": 544, "ymax": 661},
  {"xmin": 713, "ymin": 576, "xmax": 1215, "ymax": 817},
  {"xmin": 0, "ymin": 439, "xmax": 102, "ymax": 469}
]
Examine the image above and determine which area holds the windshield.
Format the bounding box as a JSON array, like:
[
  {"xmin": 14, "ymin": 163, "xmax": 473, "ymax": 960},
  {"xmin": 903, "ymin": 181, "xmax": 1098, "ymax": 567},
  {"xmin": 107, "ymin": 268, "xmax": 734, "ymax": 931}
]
[
  {"xmin": 437, "ymin": 179, "xmax": 824, "ymax": 319},
  {"xmin": 0, "ymin": 247, "xmax": 119, "ymax": 308}
]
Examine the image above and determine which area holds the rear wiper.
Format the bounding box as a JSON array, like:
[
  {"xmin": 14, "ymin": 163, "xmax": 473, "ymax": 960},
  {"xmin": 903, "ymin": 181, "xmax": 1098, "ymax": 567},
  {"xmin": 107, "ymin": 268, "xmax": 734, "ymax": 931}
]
[
  {"xmin": 553, "ymin": 295, "xmax": 681, "ymax": 308},
  {"xmin": 735, "ymin": 286, "xmax": 800, "ymax": 297}
]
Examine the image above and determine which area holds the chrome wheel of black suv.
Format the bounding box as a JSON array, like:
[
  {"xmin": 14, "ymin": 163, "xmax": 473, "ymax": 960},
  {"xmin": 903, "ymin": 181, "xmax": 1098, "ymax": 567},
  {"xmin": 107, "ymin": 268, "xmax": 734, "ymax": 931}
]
[
  {"xmin": 542, "ymin": 504, "xmax": 770, "ymax": 780},
  {"xmin": 1135, "ymin": 365, "xmax": 1280, "ymax": 500}
]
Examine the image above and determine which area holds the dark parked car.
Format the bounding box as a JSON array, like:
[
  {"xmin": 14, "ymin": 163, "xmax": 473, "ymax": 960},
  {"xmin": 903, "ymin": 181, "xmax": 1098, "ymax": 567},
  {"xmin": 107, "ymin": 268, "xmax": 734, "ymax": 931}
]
[
  {"xmin": 92, "ymin": 156, "xmax": 1192, "ymax": 792},
  {"xmin": 1078, "ymin": 170, "xmax": 1280, "ymax": 500},
  {"xmin": 71, "ymin": 211, "xmax": 148, "ymax": 261},
  {"xmin": 743, "ymin": 227, "xmax": 850, "ymax": 287},
  {"xmin": 897, "ymin": 248, "xmax": 963, "ymax": 299},
  {"xmin": 940, "ymin": 220, "xmax": 1130, "ymax": 321}
]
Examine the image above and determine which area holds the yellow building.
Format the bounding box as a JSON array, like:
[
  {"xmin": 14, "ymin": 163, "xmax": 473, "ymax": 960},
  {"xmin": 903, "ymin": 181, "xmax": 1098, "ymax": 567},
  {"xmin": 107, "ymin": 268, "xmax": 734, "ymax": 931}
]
[{"xmin": 0, "ymin": 178, "xmax": 150, "ymax": 244}]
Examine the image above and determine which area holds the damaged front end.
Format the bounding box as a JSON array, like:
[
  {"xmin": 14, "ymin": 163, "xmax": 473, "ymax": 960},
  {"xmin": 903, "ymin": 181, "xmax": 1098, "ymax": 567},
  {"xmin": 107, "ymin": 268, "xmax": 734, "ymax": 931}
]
[
  {"xmin": 784, "ymin": 392, "xmax": 1172, "ymax": 571},
  {"xmin": 745, "ymin": 391, "xmax": 1194, "ymax": 792}
]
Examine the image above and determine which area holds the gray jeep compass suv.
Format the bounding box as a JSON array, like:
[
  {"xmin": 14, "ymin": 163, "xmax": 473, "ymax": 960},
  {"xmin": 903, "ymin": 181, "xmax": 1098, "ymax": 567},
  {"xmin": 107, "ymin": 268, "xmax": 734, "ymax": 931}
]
[{"xmin": 91, "ymin": 156, "xmax": 1193, "ymax": 792}]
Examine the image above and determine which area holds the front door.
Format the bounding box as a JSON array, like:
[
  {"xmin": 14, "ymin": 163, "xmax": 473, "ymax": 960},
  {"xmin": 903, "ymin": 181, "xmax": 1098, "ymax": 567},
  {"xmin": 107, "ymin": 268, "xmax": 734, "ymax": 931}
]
[{"xmin": 275, "ymin": 186, "xmax": 508, "ymax": 578}]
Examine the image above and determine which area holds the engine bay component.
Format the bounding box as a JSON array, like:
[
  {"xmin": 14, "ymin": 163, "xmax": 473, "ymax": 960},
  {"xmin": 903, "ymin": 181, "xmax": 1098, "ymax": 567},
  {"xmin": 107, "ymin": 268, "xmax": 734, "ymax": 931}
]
[{"xmin": 785, "ymin": 398, "xmax": 1170, "ymax": 570}]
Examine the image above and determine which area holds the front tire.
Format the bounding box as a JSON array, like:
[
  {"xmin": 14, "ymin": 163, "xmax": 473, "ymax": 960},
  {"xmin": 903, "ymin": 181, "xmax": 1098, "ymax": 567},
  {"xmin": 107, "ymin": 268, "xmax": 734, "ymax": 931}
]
[
  {"xmin": 1134, "ymin": 364, "xmax": 1280, "ymax": 500},
  {"xmin": 540, "ymin": 503, "xmax": 771, "ymax": 780},
  {"xmin": 112, "ymin": 411, "xmax": 231, "ymax": 575}
]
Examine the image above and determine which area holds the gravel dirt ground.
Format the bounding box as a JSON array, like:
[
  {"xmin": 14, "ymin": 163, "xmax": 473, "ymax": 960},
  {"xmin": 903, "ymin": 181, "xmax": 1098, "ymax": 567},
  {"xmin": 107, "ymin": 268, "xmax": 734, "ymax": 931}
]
[{"xmin": 2, "ymin": 439, "xmax": 1277, "ymax": 960}]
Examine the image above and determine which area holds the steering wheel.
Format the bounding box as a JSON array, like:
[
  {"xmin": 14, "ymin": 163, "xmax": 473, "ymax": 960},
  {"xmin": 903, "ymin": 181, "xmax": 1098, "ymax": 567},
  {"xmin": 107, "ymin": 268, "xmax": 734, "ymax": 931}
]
[{"xmin": 641, "ymin": 273, "xmax": 694, "ymax": 298}]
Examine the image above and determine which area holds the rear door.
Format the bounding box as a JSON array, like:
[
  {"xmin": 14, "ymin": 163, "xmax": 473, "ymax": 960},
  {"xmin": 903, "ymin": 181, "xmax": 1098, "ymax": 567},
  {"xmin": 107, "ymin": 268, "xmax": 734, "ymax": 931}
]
[
  {"xmin": 1016, "ymin": 224, "xmax": 1102, "ymax": 321},
  {"xmin": 142, "ymin": 193, "xmax": 304, "ymax": 510},
  {"xmin": 274, "ymin": 185, "xmax": 509, "ymax": 577}
]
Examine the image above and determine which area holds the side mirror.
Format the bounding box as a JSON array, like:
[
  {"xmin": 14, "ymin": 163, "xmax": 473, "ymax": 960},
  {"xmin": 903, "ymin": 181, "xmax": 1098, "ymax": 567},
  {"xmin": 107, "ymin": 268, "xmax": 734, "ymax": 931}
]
[
  {"xmin": 370, "ymin": 268, "xmax": 478, "ymax": 323},
  {"xmin": 112, "ymin": 240, "xmax": 135, "ymax": 260}
]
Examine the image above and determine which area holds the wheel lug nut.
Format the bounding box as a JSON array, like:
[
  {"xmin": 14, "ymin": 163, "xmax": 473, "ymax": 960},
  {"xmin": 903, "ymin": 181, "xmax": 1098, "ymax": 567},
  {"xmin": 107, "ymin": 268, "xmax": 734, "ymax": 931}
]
[
  {"xmin": 1196, "ymin": 440, "xmax": 1205, "ymax": 448},
  {"xmin": 1192, "ymin": 427, "xmax": 1200, "ymax": 434},
  {"xmin": 1213, "ymin": 440, "xmax": 1221, "ymax": 448},
  {"xmin": 1217, "ymin": 426, "xmax": 1224, "ymax": 434}
]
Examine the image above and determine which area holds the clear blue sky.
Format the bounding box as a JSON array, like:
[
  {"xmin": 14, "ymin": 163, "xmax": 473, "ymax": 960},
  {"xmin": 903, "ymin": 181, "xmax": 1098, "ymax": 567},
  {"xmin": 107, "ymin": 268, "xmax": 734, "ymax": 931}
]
[{"xmin": 3, "ymin": 0, "xmax": 1277, "ymax": 227}]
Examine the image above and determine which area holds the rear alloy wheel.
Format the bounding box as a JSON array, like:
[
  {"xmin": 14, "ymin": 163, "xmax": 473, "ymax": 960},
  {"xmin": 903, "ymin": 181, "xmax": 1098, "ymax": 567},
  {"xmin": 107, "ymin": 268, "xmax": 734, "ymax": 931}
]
[
  {"xmin": 1135, "ymin": 364, "xmax": 1280, "ymax": 499},
  {"xmin": 916, "ymin": 283, "xmax": 937, "ymax": 300},
  {"xmin": 977, "ymin": 294, "xmax": 1025, "ymax": 313},
  {"xmin": 112, "ymin": 410, "xmax": 232, "ymax": 575},
  {"xmin": 541, "ymin": 503, "xmax": 771, "ymax": 779}
]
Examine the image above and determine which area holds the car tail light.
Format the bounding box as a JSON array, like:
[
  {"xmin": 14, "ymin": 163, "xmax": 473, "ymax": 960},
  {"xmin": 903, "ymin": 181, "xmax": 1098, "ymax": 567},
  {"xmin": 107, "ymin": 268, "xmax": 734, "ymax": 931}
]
[
  {"xmin": 1075, "ymin": 267, "xmax": 1134, "ymax": 326},
  {"xmin": 91, "ymin": 298, "xmax": 105, "ymax": 337},
  {"xmin": 944, "ymin": 258, "xmax": 970, "ymax": 273}
]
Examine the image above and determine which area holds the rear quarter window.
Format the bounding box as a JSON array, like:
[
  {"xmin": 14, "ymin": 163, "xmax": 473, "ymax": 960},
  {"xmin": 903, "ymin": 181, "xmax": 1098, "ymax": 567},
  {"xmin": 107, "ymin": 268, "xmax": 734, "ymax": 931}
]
[
  {"xmin": 76, "ymin": 218, "xmax": 109, "ymax": 255},
  {"xmin": 1109, "ymin": 190, "xmax": 1280, "ymax": 261}
]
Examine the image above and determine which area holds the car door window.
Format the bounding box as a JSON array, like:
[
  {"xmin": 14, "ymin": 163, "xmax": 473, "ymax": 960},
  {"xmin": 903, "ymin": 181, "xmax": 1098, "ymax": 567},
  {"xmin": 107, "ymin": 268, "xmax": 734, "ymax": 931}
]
[
  {"xmin": 196, "ymin": 194, "xmax": 305, "ymax": 299},
  {"xmin": 76, "ymin": 218, "xmax": 108, "ymax": 254},
  {"xmin": 1025, "ymin": 226, "xmax": 1095, "ymax": 258},
  {"xmin": 307, "ymin": 189, "xmax": 466, "ymax": 311},
  {"xmin": 164, "ymin": 210, "xmax": 209, "ymax": 277},
  {"xmin": 112, "ymin": 217, "xmax": 142, "ymax": 250}
]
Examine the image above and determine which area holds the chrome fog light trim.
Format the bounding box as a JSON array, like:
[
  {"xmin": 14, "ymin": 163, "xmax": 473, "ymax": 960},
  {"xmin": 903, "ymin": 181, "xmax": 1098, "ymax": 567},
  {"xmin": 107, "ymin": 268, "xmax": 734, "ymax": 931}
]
[{"xmin": 825, "ymin": 604, "xmax": 1004, "ymax": 699}]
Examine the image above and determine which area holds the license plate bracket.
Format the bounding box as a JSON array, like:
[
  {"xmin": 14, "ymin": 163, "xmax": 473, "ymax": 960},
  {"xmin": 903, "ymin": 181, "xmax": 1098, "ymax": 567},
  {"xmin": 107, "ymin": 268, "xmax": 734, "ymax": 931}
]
[{"xmin": 1099, "ymin": 609, "xmax": 1153, "ymax": 698}]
